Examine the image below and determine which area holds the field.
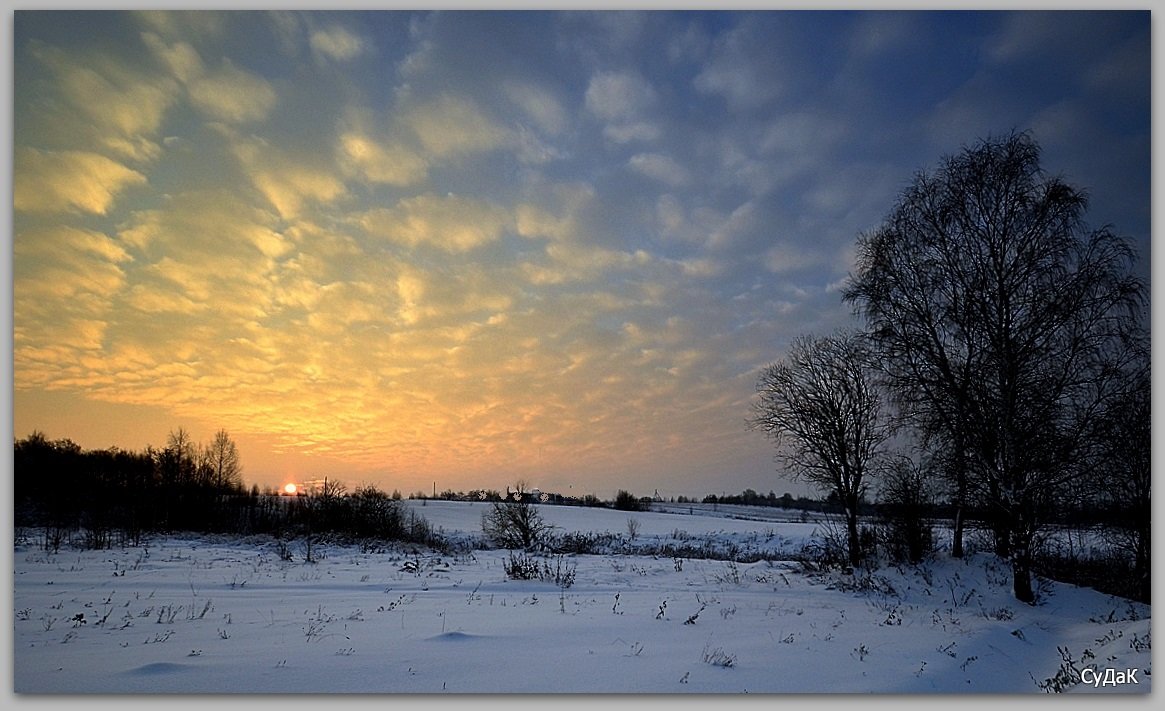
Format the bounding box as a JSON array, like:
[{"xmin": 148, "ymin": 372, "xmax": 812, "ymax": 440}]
[{"xmin": 10, "ymin": 500, "xmax": 1151, "ymax": 695}]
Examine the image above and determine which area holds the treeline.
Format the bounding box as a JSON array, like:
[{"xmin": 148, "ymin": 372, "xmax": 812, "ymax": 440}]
[
  {"xmin": 697, "ymin": 489, "xmax": 836, "ymax": 511},
  {"xmin": 12, "ymin": 430, "xmax": 438, "ymax": 552}
]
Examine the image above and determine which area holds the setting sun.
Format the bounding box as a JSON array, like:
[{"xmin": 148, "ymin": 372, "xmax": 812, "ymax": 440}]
[{"xmin": 283, "ymin": 483, "xmax": 297, "ymax": 495}]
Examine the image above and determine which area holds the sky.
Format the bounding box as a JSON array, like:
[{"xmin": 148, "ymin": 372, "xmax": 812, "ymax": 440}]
[{"xmin": 7, "ymin": 8, "xmax": 1153, "ymax": 501}]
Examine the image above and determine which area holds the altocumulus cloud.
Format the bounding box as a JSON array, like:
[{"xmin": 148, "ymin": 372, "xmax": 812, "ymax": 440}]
[{"xmin": 11, "ymin": 10, "xmax": 1150, "ymax": 499}]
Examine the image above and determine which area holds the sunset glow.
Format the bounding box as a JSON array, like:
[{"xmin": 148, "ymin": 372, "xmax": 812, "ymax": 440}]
[
  {"xmin": 284, "ymin": 483, "xmax": 297, "ymax": 496},
  {"xmin": 10, "ymin": 9, "xmax": 1150, "ymax": 498}
]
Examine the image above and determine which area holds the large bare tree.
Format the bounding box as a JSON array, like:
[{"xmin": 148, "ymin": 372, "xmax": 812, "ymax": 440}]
[
  {"xmin": 843, "ymin": 132, "xmax": 1145, "ymax": 602},
  {"xmin": 750, "ymin": 330, "xmax": 891, "ymax": 568}
]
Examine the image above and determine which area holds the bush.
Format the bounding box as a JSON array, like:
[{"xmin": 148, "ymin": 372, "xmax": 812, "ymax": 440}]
[
  {"xmin": 481, "ymin": 499, "xmax": 549, "ymax": 550},
  {"xmin": 614, "ymin": 490, "xmax": 641, "ymax": 512},
  {"xmin": 877, "ymin": 458, "xmax": 934, "ymax": 564},
  {"xmin": 797, "ymin": 517, "xmax": 855, "ymax": 572}
]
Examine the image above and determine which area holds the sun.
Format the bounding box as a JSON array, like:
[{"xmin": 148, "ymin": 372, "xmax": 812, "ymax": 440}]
[{"xmin": 283, "ymin": 483, "xmax": 297, "ymax": 495}]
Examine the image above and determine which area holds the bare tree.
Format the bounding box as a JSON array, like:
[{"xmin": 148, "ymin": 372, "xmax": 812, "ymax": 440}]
[
  {"xmin": 203, "ymin": 429, "xmax": 242, "ymax": 492},
  {"xmin": 482, "ymin": 480, "xmax": 549, "ymax": 550},
  {"xmin": 1089, "ymin": 327, "xmax": 1150, "ymax": 602},
  {"xmin": 162, "ymin": 427, "xmax": 197, "ymax": 486},
  {"xmin": 843, "ymin": 131, "xmax": 1145, "ymax": 602},
  {"xmin": 750, "ymin": 330, "xmax": 891, "ymax": 568}
]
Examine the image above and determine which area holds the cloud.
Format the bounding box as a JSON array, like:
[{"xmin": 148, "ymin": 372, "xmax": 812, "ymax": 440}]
[
  {"xmin": 585, "ymin": 70, "xmax": 662, "ymax": 144},
  {"xmin": 693, "ymin": 16, "xmax": 789, "ymax": 110},
  {"xmin": 224, "ymin": 130, "xmax": 346, "ymax": 218},
  {"xmin": 356, "ymin": 193, "xmax": 513, "ymax": 253},
  {"xmin": 143, "ymin": 32, "xmax": 276, "ymax": 123},
  {"xmin": 113, "ymin": 189, "xmax": 288, "ymax": 321},
  {"xmin": 133, "ymin": 10, "xmax": 225, "ymax": 41},
  {"xmin": 515, "ymin": 182, "xmax": 596, "ymax": 242},
  {"xmin": 655, "ymin": 194, "xmax": 686, "ymax": 235},
  {"xmin": 26, "ymin": 39, "xmax": 177, "ymax": 161},
  {"xmin": 187, "ymin": 59, "xmax": 277, "ymax": 123},
  {"xmin": 309, "ymin": 25, "xmax": 369, "ymax": 62},
  {"xmin": 706, "ymin": 200, "xmax": 759, "ymax": 251},
  {"xmin": 585, "ymin": 70, "xmax": 656, "ymax": 122},
  {"xmin": 13, "ymin": 225, "xmax": 136, "ymax": 392},
  {"xmin": 338, "ymin": 132, "xmax": 429, "ymax": 186},
  {"xmin": 14, "ymin": 148, "xmax": 147, "ymax": 215},
  {"xmin": 19, "ymin": 224, "xmax": 131, "ymax": 266},
  {"xmin": 251, "ymin": 166, "xmax": 345, "ymax": 220},
  {"xmin": 527, "ymin": 242, "xmax": 652, "ymax": 286},
  {"xmin": 762, "ymin": 242, "xmax": 828, "ymax": 275},
  {"xmin": 16, "ymin": 320, "xmax": 110, "ymax": 364},
  {"xmin": 628, "ymin": 152, "xmax": 690, "ymax": 186},
  {"xmin": 123, "ymin": 284, "xmax": 207, "ymax": 315},
  {"xmin": 505, "ymin": 81, "xmax": 568, "ymax": 136},
  {"xmin": 603, "ymin": 122, "xmax": 661, "ymax": 144},
  {"xmin": 400, "ymin": 94, "xmax": 510, "ymax": 158},
  {"xmin": 14, "ymin": 225, "xmax": 131, "ymax": 304},
  {"xmin": 267, "ymin": 11, "xmax": 304, "ymax": 56},
  {"xmin": 675, "ymin": 257, "xmax": 724, "ymax": 279},
  {"xmin": 984, "ymin": 12, "xmax": 1099, "ymax": 66},
  {"xmin": 562, "ymin": 11, "xmax": 648, "ymax": 53},
  {"xmin": 141, "ymin": 32, "xmax": 203, "ymax": 83}
]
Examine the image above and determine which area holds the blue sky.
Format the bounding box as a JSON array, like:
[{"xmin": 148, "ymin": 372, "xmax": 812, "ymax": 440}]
[{"xmin": 9, "ymin": 9, "xmax": 1152, "ymax": 499}]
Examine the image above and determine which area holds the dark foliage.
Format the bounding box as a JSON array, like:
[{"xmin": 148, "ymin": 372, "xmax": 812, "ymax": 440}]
[
  {"xmin": 12, "ymin": 431, "xmax": 439, "ymax": 550},
  {"xmin": 613, "ymin": 490, "xmax": 642, "ymax": 512}
]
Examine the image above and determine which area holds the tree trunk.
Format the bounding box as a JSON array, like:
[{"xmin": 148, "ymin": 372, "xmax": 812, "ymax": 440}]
[
  {"xmin": 1011, "ymin": 552, "xmax": 1034, "ymax": 604},
  {"xmin": 1135, "ymin": 527, "xmax": 1151, "ymax": 603},
  {"xmin": 846, "ymin": 508, "xmax": 861, "ymax": 569},
  {"xmin": 947, "ymin": 442, "xmax": 967, "ymax": 558},
  {"xmin": 992, "ymin": 504, "xmax": 1012, "ymax": 558},
  {"xmin": 1010, "ymin": 524, "xmax": 1035, "ymax": 604},
  {"xmin": 951, "ymin": 502, "xmax": 964, "ymax": 559}
]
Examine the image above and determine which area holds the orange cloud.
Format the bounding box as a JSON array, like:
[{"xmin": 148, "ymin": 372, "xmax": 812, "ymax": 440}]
[{"xmin": 14, "ymin": 148, "xmax": 147, "ymax": 215}]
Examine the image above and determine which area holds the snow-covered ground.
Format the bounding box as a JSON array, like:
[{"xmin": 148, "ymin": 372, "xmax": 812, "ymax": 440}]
[{"xmin": 11, "ymin": 501, "xmax": 1151, "ymax": 695}]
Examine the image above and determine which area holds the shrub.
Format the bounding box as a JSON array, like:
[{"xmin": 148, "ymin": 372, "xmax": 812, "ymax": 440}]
[
  {"xmin": 504, "ymin": 552, "xmax": 576, "ymax": 588},
  {"xmin": 614, "ymin": 490, "xmax": 641, "ymax": 512},
  {"xmin": 481, "ymin": 499, "xmax": 549, "ymax": 550},
  {"xmin": 552, "ymin": 531, "xmax": 620, "ymax": 555},
  {"xmin": 626, "ymin": 517, "xmax": 641, "ymax": 541},
  {"xmin": 797, "ymin": 517, "xmax": 853, "ymax": 572},
  {"xmin": 877, "ymin": 458, "xmax": 935, "ymax": 564},
  {"xmin": 701, "ymin": 644, "xmax": 736, "ymax": 667}
]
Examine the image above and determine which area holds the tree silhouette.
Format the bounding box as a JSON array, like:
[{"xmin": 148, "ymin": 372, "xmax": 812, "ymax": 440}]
[
  {"xmin": 1088, "ymin": 326, "xmax": 1150, "ymax": 602},
  {"xmin": 482, "ymin": 480, "xmax": 549, "ymax": 550},
  {"xmin": 203, "ymin": 429, "xmax": 243, "ymax": 492},
  {"xmin": 843, "ymin": 131, "xmax": 1145, "ymax": 602},
  {"xmin": 750, "ymin": 330, "xmax": 891, "ymax": 568}
]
